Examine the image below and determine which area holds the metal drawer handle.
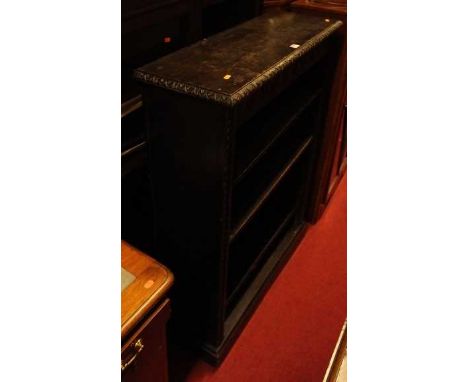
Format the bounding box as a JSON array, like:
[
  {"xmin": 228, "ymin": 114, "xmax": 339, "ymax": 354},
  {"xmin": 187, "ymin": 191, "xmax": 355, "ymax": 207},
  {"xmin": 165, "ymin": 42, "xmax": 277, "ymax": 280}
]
[{"xmin": 121, "ymin": 338, "xmax": 144, "ymax": 372}]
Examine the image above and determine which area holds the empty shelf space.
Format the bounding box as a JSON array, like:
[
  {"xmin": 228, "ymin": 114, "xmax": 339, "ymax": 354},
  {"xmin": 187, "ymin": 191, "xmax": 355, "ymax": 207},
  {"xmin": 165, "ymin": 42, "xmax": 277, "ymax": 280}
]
[
  {"xmin": 234, "ymin": 72, "xmax": 322, "ymax": 183},
  {"xmin": 226, "ymin": 153, "xmax": 309, "ymax": 309},
  {"xmin": 230, "ymin": 100, "xmax": 319, "ymax": 238},
  {"xmin": 223, "ymin": 217, "xmax": 306, "ymax": 338},
  {"xmin": 226, "ymin": 208, "xmax": 298, "ymax": 312},
  {"xmin": 230, "ymin": 135, "xmax": 312, "ymax": 240}
]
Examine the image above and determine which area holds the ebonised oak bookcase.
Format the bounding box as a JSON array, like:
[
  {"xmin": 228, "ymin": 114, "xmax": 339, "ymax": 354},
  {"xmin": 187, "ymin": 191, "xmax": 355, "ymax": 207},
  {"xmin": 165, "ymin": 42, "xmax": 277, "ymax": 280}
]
[{"xmin": 135, "ymin": 10, "xmax": 342, "ymax": 363}]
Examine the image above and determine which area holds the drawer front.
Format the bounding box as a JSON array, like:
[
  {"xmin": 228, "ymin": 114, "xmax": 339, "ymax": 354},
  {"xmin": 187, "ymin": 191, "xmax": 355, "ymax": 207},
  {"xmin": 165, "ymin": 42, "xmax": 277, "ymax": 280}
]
[{"xmin": 121, "ymin": 299, "xmax": 171, "ymax": 382}]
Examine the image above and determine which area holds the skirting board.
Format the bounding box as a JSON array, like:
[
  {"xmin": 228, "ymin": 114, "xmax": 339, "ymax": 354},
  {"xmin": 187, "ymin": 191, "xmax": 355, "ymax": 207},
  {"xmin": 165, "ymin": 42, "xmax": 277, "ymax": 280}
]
[{"xmin": 323, "ymin": 319, "xmax": 347, "ymax": 382}]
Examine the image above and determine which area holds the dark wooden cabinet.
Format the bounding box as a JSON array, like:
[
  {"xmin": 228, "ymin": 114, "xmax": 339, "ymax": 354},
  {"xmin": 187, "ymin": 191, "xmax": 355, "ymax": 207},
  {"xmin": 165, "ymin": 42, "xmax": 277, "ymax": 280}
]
[
  {"xmin": 135, "ymin": 10, "xmax": 342, "ymax": 363},
  {"xmin": 121, "ymin": 242, "xmax": 174, "ymax": 382},
  {"xmin": 122, "ymin": 300, "xmax": 171, "ymax": 382}
]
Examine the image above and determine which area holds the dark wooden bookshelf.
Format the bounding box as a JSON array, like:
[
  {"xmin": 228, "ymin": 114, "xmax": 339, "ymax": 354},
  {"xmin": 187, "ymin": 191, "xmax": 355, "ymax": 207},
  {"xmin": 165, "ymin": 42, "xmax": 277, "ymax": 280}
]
[{"xmin": 135, "ymin": 9, "xmax": 342, "ymax": 363}]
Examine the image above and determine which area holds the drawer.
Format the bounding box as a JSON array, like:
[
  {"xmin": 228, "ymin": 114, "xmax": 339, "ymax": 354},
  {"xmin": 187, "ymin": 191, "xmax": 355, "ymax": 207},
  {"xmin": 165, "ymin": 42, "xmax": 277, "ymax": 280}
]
[{"xmin": 121, "ymin": 299, "xmax": 171, "ymax": 382}]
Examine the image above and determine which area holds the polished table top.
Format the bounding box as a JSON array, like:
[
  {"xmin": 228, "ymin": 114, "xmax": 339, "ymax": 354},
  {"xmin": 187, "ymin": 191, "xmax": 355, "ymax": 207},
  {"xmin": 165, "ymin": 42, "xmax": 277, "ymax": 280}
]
[{"xmin": 121, "ymin": 241, "xmax": 174, "ymax": 339}]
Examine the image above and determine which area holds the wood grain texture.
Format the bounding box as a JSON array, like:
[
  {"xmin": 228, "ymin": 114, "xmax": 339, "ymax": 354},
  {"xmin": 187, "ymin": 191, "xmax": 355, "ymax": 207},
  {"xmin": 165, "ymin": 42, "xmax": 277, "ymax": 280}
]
[{"xmin": 121, "ymin": 241, "xmax": 174, "ymax": 339}]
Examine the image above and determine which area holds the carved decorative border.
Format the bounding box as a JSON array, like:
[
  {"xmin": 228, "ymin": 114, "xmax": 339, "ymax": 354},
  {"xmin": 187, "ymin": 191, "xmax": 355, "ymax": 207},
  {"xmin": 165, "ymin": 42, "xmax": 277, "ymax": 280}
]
[{"xmin": 134, "ymin": 20, "xmax": 343, "ymax": 107}]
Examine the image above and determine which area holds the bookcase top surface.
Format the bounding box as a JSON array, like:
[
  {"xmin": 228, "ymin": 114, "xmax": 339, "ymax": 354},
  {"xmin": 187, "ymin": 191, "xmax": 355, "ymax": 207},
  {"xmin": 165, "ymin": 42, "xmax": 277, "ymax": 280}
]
[{"xmin": 135, "ymin": 10, "xmax": 342, "ymax": 106}]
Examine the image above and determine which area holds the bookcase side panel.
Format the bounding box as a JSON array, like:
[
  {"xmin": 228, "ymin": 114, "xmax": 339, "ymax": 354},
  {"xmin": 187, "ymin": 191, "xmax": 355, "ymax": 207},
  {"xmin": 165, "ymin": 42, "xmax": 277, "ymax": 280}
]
[{"xmin": 143, "ymin": 88, "xmax": 231, "ymax": 345}]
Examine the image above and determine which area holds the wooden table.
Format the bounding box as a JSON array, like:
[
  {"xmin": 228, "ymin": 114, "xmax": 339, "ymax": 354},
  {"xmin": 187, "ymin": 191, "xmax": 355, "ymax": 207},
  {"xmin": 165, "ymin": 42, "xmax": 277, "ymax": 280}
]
[{"xmin": 121, "ymin": 241, "xmax": 174, "ymax": 382}]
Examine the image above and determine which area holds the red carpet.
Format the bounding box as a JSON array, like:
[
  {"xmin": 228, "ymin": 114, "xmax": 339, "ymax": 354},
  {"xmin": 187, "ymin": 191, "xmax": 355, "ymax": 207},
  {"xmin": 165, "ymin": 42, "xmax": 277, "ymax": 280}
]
[{"xmin": 184, "ymin": 174, "xmax": 347, "ymax": 382}]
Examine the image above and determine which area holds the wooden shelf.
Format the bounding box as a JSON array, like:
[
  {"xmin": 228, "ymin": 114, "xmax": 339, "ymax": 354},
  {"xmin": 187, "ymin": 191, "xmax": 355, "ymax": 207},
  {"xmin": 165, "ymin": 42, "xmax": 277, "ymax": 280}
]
[
  {"xmin": 121, "ymin": 141, "xmax": 146, "ymax": 178},
  {"xmin": 203, "ymin": 219, "xmax": 308, "ymax": 363},
  {"xmin": 230, "ymin": 135, "xmax": 313, "ymax": 240},
  {"xmin": 227, "ymin": 207, "xmax": 298, "ymax": 308},
  {"xmin": 234, "ymin": 82, "xmax": 321, "ymax": 183},
  {"xmin": 228, "ymin": 147, "xmax": 310, "ymax": 305},
  {"xmin": 121, "ymin": 95, "xmax": 143, "ymax": 118},
  {"xmin": 122, "ymin": 108, "xmax": 145, "ymax": 152},
  {"xmin": 231, "ymin": 82, "xmax": 322, "ymax": 236}
]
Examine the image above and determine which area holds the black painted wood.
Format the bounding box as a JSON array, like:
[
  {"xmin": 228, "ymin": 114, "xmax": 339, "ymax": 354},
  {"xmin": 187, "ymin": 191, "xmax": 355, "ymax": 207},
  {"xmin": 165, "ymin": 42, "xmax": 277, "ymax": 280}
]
[
  {"xmin": 121, "ymin": 1, "xmax": 263, "ymax": 252},
  {"xmin": 136, "ymin": 9, "xmax": 343, "ymax": 363},
  {"xmin": 136, "ymin": 12, "xmax": 340, "ymax": 98}
]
